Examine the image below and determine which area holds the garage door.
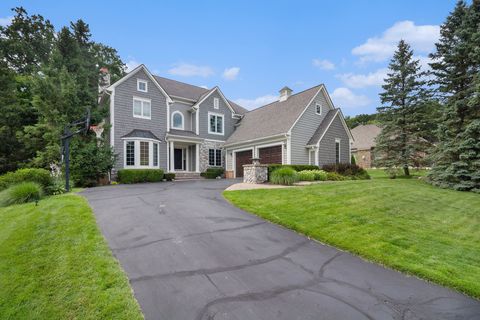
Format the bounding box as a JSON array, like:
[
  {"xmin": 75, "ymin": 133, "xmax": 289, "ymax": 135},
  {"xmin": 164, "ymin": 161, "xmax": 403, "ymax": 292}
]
[
  {"xmin": 259, "ymin": 145, "xmax": 282, "ymax": 164},
  {"xmin": 235, "ymin": 150, "xmax": 252, "ymax": 178}
]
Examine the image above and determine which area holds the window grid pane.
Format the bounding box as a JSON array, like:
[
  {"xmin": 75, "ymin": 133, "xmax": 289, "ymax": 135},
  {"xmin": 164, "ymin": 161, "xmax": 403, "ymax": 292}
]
[
  {"xmin": 143, "ymin": 101, "xmax": 151, "ymax": 117},
  {"xmin": 335, "ymin": 142, "xmax": 340, "ymax": 164},
  {"xmin": 209, "ymin": 149, "xmax": 215, "ymax": 166},
  {"xmin": 126, "ymin": 141, "xmax": 135, "ymax": 166},
  {"xmin": 216, "ymin": 116, "xmax": 222, "ymax": 133},
  {"xmin": 140, "ymin": 141, "xmax": 149, "ymax": 166},
  {"xmin": 134, "ymin": 100, "xmax": 142, "ymax": 116},
  {"xmin": 215, "ymin": 150, "xmax": 222, "ymax": 166},
  {"xmin": 153, "ymin": 143, "xmax": 158, "ymax": 167},
  {"xmin": 210, "ymin": 115, "xmax": 216, "ymax": 132}
]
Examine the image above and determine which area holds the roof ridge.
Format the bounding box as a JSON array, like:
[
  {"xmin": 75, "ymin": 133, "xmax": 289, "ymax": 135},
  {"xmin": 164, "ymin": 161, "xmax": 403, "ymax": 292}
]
[{"xmin": 245, "ymin": 84, "xmax": 324, "ymax": 114}]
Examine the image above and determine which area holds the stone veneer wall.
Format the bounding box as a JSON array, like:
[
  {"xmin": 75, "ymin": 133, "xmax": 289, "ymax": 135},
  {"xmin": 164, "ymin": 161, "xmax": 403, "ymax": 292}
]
[
  {"xmin": 199, "ymin": 140, "xmax": 224, "ymax": 172},
  {"xmin": 243, "ymin": 164, "xmax": 268, "ymax": 184},
  {"xmin": 353, "ymin": 149, "xmax": 373, "ymax": 169}
]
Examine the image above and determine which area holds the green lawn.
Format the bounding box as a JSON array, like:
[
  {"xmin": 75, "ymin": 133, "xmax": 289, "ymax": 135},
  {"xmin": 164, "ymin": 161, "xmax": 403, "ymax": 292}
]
[
  {"xmin": 0, "ymin": 193, "xmax": 143, "ymax": 319},
  {"xmin": 224, "ymin": 170, "xmax": 480, "ymax": 298}
]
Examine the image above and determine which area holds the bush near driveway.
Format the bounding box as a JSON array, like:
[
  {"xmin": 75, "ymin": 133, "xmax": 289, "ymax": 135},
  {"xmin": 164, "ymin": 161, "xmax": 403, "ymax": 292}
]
[
  {"xmin": 201, "ymin": 167, "xmax": 224, "ymax": 179},
  {"xmin": 270, "ymin": 167, "xmax": 299, "ymax": 185},
  {"xmin": 298, "ymin": 170, "xmax": 328, "ymax": 181},
  {"xmin": 0, "ymin": 193, "xmax": 143, "ymax": 319},
  {"xmin": 0, "ymin": 168, "xmax": 53, "ymax": 194},
  {"xmin": 0, "ymin": 182, "xmax": 43, "ymax": 207},
  {"xmin": 224, "ymin": 170, "xmax": 480, "ymax": 298},
  {"xmin": 267, "ymin": 164, "xmax": 319, "ymax": 175},
  {"xmin": 164, "ymin": 173, "xmax": 175, "ymax": 181},
  {"xmin": 117, "ymin": 169, "xmax": 164, "ymax": 183},
  {"xmin": 322, "ymin": 163, "xmax": 370, "ymax": 180}
]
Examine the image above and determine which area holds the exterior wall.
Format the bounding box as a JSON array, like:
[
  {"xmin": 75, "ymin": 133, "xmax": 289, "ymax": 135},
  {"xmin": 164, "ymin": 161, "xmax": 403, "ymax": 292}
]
[
  {"xmin": 290, "ymin": 89, "xmax": 331, "ymax": 164},
  {"xmin": 170, "ymin": 102, "xmax": 193, "ymax": 131},
  {"xmin": 198, "ymin": 91, "xmax": 235, "ymax": 141},
  {"xmin": 353, "ymin": 149, "xmax": 374, "ymax": 168},
  {"xmin": 318, "ymin": 114, "xmax": 350, "ymax": 166},
  {"xmin": 112, "ymin": 68, "xmax": 168, "ymax": 171},
  {"xmin": 199, "ymin": 140, "xmax": 224, "ymax": 172}
]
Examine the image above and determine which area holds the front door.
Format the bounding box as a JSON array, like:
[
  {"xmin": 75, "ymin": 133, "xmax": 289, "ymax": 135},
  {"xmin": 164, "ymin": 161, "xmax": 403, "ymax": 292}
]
[{"xmin": 174, "ymin": 148, "xmax": 183, "ymax": 170}]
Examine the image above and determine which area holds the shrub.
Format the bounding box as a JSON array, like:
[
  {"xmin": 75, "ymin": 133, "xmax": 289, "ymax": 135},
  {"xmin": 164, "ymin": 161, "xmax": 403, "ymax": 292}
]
[
  {"xmin": 0, "ymin": 168, "xmax": 53, "ymax": 193},
  {"xmin": 310, "ymin": 169, "xmax": 328, "ymax": 181},
  {"xmin": 0, "ymin": 182, "xmax": 43, "ymax": 207},
  {"xmin": 117, "ymin": 169, "xmax": 164, "ymax": 184},
  {"xmin": 268, "ymin": 164, "xmax": 319, "ymax": 176},
  {"xmin": 270, "ymin": 167, "xmax": 299, "ymax": 185},
  {"xmin": 298, "ymin": 170, "xmax": 315, "ymax": 181},
  {"xmin": 351, "ymin": 154, "xmax": 356, "ymax": 165},
  {"xmin": 164, "ymin": 173, "xmax": 175, "ymax": 181},
  {"xmin": 201, "ymin": 167, "xmax": 224, "ymax": 179},
  {"xmin": 326, "ymin": 172, "xmax": 346, "ymax": 181},
  {"xmin": 322, "ymin": 163, "xmax": 370, "ymax": 180},
  {"xmin": 70, "ymin": 141, "xmax": 116, "ymax": 187}
]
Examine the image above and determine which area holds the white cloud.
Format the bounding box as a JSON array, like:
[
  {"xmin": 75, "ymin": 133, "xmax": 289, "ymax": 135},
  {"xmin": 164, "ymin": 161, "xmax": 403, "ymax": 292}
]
[
  {"xmin": 352, "ymin": 21, "xmax": 440, "ymax": 63},
  {"xmin": 330, "ymin": 88, "xmax": 371, "ymax": 109},
  {"xmin": 125, "ymin": 59, "xmax": 141, "ymax": 72},
  {"xmin": 312, "ymin": 58, "xmax": 335, "ymax": 70},
  {"xmin": 168, "ymin": 63, "xmax": 214, "ymax": 77},
  {"xmin": 337, "ymin": 68, "xmax": 389, "ymax": 88},
  {"xmin": 234, "ymin": 94, "xmax": 278, "ymax": 110},
  {"xmin": 0, "ymin": 16, "xmax": 13, "ymax": 27},
  {"xmin": 199, "ymin": 85, "xmax": 209, "ymax": 89},
  {"xmin": 222, "ymin": 67, "xmax": 240, "ymax": 80}
]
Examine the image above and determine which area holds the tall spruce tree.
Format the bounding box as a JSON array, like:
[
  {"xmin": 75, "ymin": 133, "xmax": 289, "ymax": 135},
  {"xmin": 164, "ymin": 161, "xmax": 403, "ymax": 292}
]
[
  {"xmin": 428, "ymin": 0, "xmax": 480, "ymax": 191},
  {"xmin": 374, "ymin": 40, "xmax": 430, "ymax": 176}
]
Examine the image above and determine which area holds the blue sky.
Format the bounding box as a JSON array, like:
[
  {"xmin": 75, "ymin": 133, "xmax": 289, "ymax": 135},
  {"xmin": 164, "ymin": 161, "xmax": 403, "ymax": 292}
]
[{"xmin": 1, "ymin": 1, "xmax": 456, "ymax": 115}]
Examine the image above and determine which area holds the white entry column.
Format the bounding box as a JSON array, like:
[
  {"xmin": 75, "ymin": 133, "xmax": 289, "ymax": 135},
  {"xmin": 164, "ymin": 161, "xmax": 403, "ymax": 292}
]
[
  {"xmin": 170, "ymin": 141, "xmax": 175, "ymax": 172},
  {"xmin": 195, "ymin": 143, "xmax": 200, "ymax": 173}
]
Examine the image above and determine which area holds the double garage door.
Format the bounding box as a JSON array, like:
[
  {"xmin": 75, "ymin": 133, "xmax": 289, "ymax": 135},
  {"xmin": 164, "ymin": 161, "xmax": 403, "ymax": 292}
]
[{"xmin": 235, "ymin": 145, "xmax": 282, "ymax": 177}]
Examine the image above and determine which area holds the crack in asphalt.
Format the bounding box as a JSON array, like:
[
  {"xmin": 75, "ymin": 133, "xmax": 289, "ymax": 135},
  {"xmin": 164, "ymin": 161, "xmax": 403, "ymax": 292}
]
[
  {"xmin": 130, "ymin": 239, "xmax": 309, "ymax": 283},
  {"xmin": 112, "ymin": 221, "xmax": 267, "ymax": 252}
]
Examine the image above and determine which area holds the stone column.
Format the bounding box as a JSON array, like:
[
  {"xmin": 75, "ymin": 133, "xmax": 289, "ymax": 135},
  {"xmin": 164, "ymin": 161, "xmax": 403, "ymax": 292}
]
[{"xmin": 243, "ymin": 158, "xmax": 268, "ymax": 184}]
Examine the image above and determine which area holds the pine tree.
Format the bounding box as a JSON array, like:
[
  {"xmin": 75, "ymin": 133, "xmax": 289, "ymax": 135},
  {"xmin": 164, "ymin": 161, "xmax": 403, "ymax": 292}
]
[
  {"xmin": 428, "ymin": 0, "xmax": 480, "ymax": 191},
  {"xmin": 374, "ymin": 40, "xmax": 430, "ymax": 176}
]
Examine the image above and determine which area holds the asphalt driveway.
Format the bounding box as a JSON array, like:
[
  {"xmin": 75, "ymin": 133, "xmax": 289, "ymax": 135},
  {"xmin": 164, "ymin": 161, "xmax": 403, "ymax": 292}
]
[{"xmin": 82, "ymin": 180, "xmax": 480, "ymax": 320}]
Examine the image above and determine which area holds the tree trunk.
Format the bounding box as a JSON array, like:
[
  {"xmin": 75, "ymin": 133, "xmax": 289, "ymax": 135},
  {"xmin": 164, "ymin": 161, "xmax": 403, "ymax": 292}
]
[{"xmin": 403, "ymin": 164, "xmax": 410, "ymax": 176}]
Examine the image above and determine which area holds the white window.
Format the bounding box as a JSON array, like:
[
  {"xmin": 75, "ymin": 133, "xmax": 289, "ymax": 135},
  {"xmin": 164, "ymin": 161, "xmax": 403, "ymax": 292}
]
[
  {"xmin": 335, "ymin": 138, "xmax": 341, "ymax": 164},
  {"xmin": 209, "ymin": 149, "xmax": 222, "ymax": 166},
  {"xmin": 133, "ymin": 97, "xmax": 151, "ymax": 119},
  {"xmin": 208, "ymin": 112, "xmax": 224, "ymax": 135},
  {"xmin": 171, "ymin": 111, "xmax": 184, "ymax": 130},
  {"xmin": 126, "ymin": 141, "xmax": 135, "ymax": 166},
  {"xmin": 315, "ymin": 103, "xmax": 322, "ymax": 115},
  {"xmin": 137, "ymin": 79, "xmax": 148, "ymax": 92},
  {"xmin": 213, "ymin": 97, "xmax": 219, "ymax": 109}
]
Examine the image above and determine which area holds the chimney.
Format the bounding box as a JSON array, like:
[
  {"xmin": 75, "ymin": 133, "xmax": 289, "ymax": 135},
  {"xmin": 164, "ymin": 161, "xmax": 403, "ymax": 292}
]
[
  {"xmin": 279, "ymin": 86, "xmax": 292, "ymax": 102},
  {"xmin": 98, "ymin": 67, "xmax": 111, "ymax": 93}
]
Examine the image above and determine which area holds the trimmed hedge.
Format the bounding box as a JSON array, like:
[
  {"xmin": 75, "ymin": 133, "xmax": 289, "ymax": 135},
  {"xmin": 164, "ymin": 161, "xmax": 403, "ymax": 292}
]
[
  {"xmin": 270, "ymin": 167, "xmax": 299, "ymax": 186},
  {"xmin": 164, "ymin": 173, "xmax": 175, "ymax": 181},
  {"xmin": 201, "ymin": 167, "xmax": 224, "ymax": 179},
  {"xmin": 322, "ymin": 163, "xmax": 370, "ymax": 180},
  {"xmin": 267, "ymin": 164, "xmax": 319, "ymax": 175},
  {"xmin": 0, "ymin": 182, "xmax": 43, "ymax": 207},
  {"xmin": 117, "ymin": 169, "xmax": 164, "ymax": 184},
  {"xmin": 0, "ymin": 168, "xmax": 53, "ymax": 194}
]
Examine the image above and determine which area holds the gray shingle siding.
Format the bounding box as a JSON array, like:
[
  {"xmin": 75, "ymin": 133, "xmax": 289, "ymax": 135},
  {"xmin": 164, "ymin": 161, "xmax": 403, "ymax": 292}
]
[
  {"xmin": 113, "ymin": 68, "xmax": 168, "ymax": 171},
  {"xmin": 290, "ymin": 91, "xmax": 330, "ymax": 164},
  {"xmin": 318, "ymin": 114, "xmax": 350, "ymax": 166},
  {"xmin": 198, "ymin": 91, "xmax": 234, "ymax": 141},
  {"xmin": 170, "ymin": 102, "xmax": 193, "ymax": 131}
]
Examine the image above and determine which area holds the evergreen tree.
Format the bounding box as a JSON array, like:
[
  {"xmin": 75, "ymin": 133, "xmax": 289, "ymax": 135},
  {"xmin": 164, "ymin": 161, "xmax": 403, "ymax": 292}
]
[
  {"xmin": 374, "ymin": 40, "xmax": 430, "ymax": 176},
  {"xmin": 428, "ymin": 0, "xmax": 480, "ymax": 191}
]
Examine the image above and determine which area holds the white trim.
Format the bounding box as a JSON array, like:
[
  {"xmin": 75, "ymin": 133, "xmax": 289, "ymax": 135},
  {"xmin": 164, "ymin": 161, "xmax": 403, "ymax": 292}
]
[
  {"xmin": 133, "ymin": 96, "xmax": 152, "ymax": 120},
  {"xmin": 191, "ymin": 86, "xmax": 237, "ymax": 115},
  {"xmin": 109, "ymin": 89, "xmax": 115, "ymax": 148},
  {"xmin": 224, "ymin": 133, "xmax": 287, "ymax": 147},
  {"xmin": 123, "ymin": 139, "xmax": 160, "ymax": 169},
  {"xmin": 204, "ymin": 138, "xmax": 226, "ymax": 143},
  {"xmin": 121, "ymin": 136, "xmax": 160, "ymax": 143},
  {"xmin": 256, "ymin": 142, "xmax": 285, "ymax": 165},
  {"xmin": 167, "ymin": 101, "xmax": 170, "ymax": 131},
  {"xmin": 195, "ymin": 143, "xmax": 200, "ymax": 173},
  {"xmin": 335, "ymin": 138, "xmax": 341, "ymax": 164},
  {"xmin": 171, "ymin": 111, "xmax": 185, "ymax": 130},
  {"xmin": 315, "ymin": 148, "xmax": 319, "ymax": 166},
  {"xmin": 195, "ymin": 108, "xmax": 199, "ymax": 135},
  {"xmin": 232, "ymin": 147, "xmax": 254, "ymax": 178},
  {"xmin": 137, "ymin": 79, "xmax": 148, "ymax": 92},
  {"xmin": 286, "ymin": 134, "xmax": 292, "ymax": 164},
  {"xmin": 349, "ymin": 138, "xmax": 352, "ymax": 164},
  {"xmin": 170, "ymin": 141, "xmax": 175, "ymax": 172},
  {"xmin": 107, "ymin": 64, "xmax": 173, "ymax": 103},
  {"xmin": 208, "ymin": 112, "xmax": 225, "ymax": 135}
]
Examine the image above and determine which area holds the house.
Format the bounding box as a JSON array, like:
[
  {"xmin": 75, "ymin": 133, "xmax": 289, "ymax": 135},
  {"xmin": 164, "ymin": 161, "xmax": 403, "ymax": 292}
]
[
  {"xmin": 350, "ymin": 124, "xmax": 381, "ymax": 168},
  {"xmin": 105, "ymin": 64, "xmax": 353, "ymax": 178}
]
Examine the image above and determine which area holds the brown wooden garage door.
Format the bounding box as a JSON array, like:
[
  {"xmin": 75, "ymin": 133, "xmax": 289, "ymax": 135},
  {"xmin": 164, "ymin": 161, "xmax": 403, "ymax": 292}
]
[
  {"xmin": 259, "ymin": 145, "xmax": 282, "ymax": 164},
  {"xmin": 235, "ymin": 150, "xmax": 252, "ymax": 178}
]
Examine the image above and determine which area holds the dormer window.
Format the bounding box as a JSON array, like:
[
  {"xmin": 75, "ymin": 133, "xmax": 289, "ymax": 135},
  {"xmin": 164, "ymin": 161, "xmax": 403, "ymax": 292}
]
[
  {"xmin": 315, "ymin": 103, "xmax": 322, "ymax": 115},
  {"xmin": 137, "ymin": 79, "xmax": 148, "ymax": 92},
  {"xmin": 213, "ymin": 97, "xmax": 219, "ymax": 109}
]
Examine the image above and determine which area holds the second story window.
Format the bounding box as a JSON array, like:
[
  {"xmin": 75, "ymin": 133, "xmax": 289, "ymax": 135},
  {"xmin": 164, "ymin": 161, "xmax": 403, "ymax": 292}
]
[
  {"xmin": 137, "ymin": 79, "xmax": 148, "ymax": 92},
  {"xmin": 208, "ymin": 112, "xmax": 224, "ymax": 135},
  {"xmin": 213, "ymin": 97, "xmax": 219, "ymax": 109},
  {"xmin": 133, "ymin": 97, "xmax": 151, "ymax": 119},
  {"xmin": 171, "ymin": 111, "xmax": 184, "ymax": 130}
]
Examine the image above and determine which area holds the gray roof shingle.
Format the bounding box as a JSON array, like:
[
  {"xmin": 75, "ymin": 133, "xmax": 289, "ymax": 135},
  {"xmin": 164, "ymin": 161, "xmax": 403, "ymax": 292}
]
[
  {"xmin": 167, "ymin": 129, "xmax": 200, "ymax": 138},
  {"xmin": 153, "ymin": 75, "xmax": 247, "ymax": 115},
  {"xmin": 225, "ymin": 85, "xmax": 322, "ymax": 145},
  {"xmin": 351, "ymin": 124, "xmax": 381, "ymax": 150},
  {"xmin": 306, "ymin": 109, "xmax": 339, "ymax": 145},
  {"xmin": 122, "ymin": 129, "xmax": 161, "ymax": 141}
]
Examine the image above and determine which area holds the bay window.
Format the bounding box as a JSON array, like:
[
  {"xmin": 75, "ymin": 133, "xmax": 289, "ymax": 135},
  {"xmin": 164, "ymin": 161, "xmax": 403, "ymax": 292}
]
[{"xmin": 124, "ymin": 140, "xmax": 160, "ymax": 168}]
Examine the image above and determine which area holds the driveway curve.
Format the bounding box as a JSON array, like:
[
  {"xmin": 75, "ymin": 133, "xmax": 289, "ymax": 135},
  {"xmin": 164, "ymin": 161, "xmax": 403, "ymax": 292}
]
[{"xmin": 82, "ymin": 180, "xmax": 480, "ymax": 320}]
